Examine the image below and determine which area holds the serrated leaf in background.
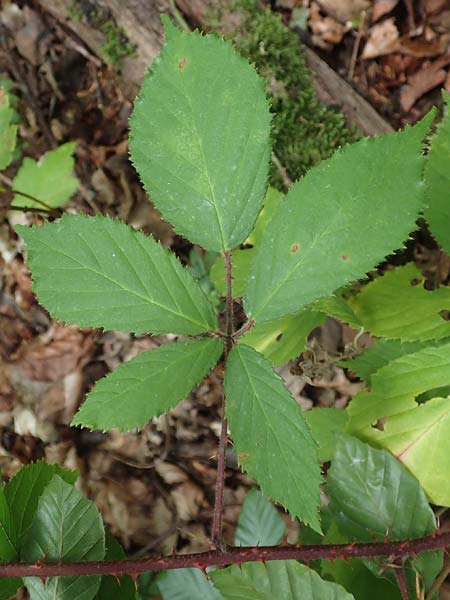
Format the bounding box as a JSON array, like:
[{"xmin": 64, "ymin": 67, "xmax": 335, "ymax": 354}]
[
  {"xmin": 129, "ymin": 18, "xmax": 271, "ymax": 252},
  {"xmin": 347, "ymin": 263, "xmax": 450, "ymax": 341},
  {"xmin": 224, "ymin": 344, "xmax": 322, "ymax": 532},
  {"xmin": 158, "ymin": 568, "xmax": 222, "ymax": 600},
  {"xmin": 95, "ymin": 529, "xmax": 136, "ymax": 599},
  {"xmin": 72, "ymin": 338, "xmax": 223, "ymax": 431},
  {"xmin": 347, "ymin": 340, "xmax": 450, "ymax": 434},
  {"xmin": 0, "ymin": 90, "xmax": 17, "ymax": 170},
  {"xmin": 424, "ymin": 90, "xmax": 450, "ymax": 253},
  {"xmin": 244, "ymin": 113, "xmax": 434, "ymax": 324},
  {"xmin": 13, "ymin": 142, "xmax": 78, "ymax": 208},
  {"xmin": 16, "ymin": 214, "xmax": 217, "ymax": 335},
  {"xmin": 240, "ymin": 308, "xmax": 325, "ymax": 366},
  {"xmin": 23, "ymin": 475, "xmax": 105, "ymax": 600},
  {"xmin": 0, "ymin": 486, "xmax": 17, "ymax": 561},
  {"xmin": 210, "ymin": 561, "xmax": 355, "ymax": 600},
  {"xmin": 364, "ymin": 397, "xmax": 450, "ymax": 506},
  {"xmin": 340, "ymin": 338, "xmax": 432, "ymax": 384},
  {"xmin": 312, "ymin": 294, "xmax": 363, "ymax": 330},
  {"xmin": 328, "ymin": 436, "xmax": 442, "ymax": 596},
  {"xmin": 304, "ymin": 407, "xmax": 348, "ymax": 462},
  {"xmin": 5, "ymin": 460, "xmax": 78, "ymax": 543},
  {"xmin": 234, "ymin": 488, "xmax": 286, "ymax": 546}
]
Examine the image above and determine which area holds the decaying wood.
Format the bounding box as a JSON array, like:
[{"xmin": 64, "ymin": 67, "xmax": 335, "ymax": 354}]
[{"xmin": 35, "ymin": 0, "xmax": 393, "ymax": 135}]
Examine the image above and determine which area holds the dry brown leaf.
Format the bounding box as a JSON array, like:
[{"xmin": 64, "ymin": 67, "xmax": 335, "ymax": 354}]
[
  {"xmin": 310, "ymin": 2, "xmax": 351, "ymax": 48},
  {"xmin": 362, "ymin": 18, "xmax": 400, "ymax": 58},
  {"xmin": 319, "ymin": 0, "xmax": 370, "ymax": 21},
  {"xmin": 398, "ymin": 33, "xmax": 450, "ymax": 57},
  {"xmin": 171, "ymin": 481, "xmax": 204, "ymax": 521},
  {"xmin": 400, "ymin": 55, "xmax": 450, "ymax": 110},
  {"xmin": 372, "ymin": 0, "xmax": 399, "ymax": 22},
  {"xmin": 154, "ymin": 459, "xmax": 188, "ymax": 485}
]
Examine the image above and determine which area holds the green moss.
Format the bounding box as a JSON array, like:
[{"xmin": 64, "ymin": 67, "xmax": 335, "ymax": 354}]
[
  {"xmin": 100, "ymin": 21, "xmax": 136, "ymax": 65},
  {"xmin": 206, "ymin": 0, "xmax": 360, "ymax": 189}
]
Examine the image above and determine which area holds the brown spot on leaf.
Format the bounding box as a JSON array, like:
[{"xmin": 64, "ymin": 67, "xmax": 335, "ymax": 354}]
[
  {"xmin": 439, "ymin": 309, "xmax": 450, "ymax": 321},
  {"xmin": 275, "ymin": 333, "xmax": 283, "ymax": 342},
  {"xmin": 341, "ymin": 254, "xmax": 349, "ymax": 261},
  {"xmin": 290, "ymin": 243, "xmax": 300, "ymax": 254},
  {"xmin": 410, "ymin": 278, "xmax": 421, "ymax": 286},
  {"xmin": 372, "ymin": 417, "xmax": 386, "ymax": 431},
  {"xmin": 178, "ymin": 58, "xmax": 186, "ymax": 69}
]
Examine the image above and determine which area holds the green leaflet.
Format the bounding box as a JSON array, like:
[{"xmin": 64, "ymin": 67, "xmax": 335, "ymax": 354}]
[
  {"xmin": 16, "ymin": 214, "xmax": 217, "ymax": 335},
  {"xmin": 348, "ymin": 263, "xmax": 450, "ymax": 341},
  {"xmin": 224, "ymin": 344, "xmax": 322, "ymax": 532},
  {"xmin": 346, "ymin": 339, "xmax": 450, "ymax": 434},
  {"xmin": 234, "ymin": 488, "xmax": 286, "ymax": 547},
  {"xmin": 5, "ymin": 460, "xmax": 78, "ymax": 542},
  {"xmin": 158, "ymin": 569, "xmax": 222, "ymax": 600},
  {"xmin": 0, "ymin": 486, "xmax": 17, "ymax": 561},
  {"xmin": 328, "ymin": 436, "xmax": 442, "ymax": 596},
  {"xmin": 0, "ymin": 90, "xmax": 17, "ymax": 170},
  {"xmin": 240, "ymin": 309, "xmax": 325, "ymax": 366},
  {"xmin": 23, "ymin": 475, "xmax": 105, "ymax": 600},
  {"xmin": 304, "ymin": 407, "xmax": 349, "ymax": 462},
  {"xmin": 244, "ymin": 113, "xmax": 434, "ymax": 323},
  {"xmin": 72, "ymin": 338, "xmax": 223, "ymax": 431},
  {"xmin": 13, "ymin": 142, "xmax": 79, "ymax": 208},
  {"xmin": 424, "ymin": 90, "xmax": 450, "ymax": 253},
  {"xmin": 341, "ymin": 339, "xmax": 432, "ymax": 384},
  {"xmin": 129, "ymin": 17, "xmax": 271, "ymax": 252},
  {"xmin": 313, "ymin": 294, "xmax": 363, "ymax": 330},
  {"xmin": 210, "ymin": 561, "xmax": 355, "ymax": 600},
  {"xmin": 364, "ymin": 397, "xmax": 450, "ymax": 506}
]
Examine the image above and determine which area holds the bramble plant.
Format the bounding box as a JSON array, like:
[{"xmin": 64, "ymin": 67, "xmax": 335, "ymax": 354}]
[{"xmin": 4, "ymin": 14, "xmax": 450, "ymax": 600}]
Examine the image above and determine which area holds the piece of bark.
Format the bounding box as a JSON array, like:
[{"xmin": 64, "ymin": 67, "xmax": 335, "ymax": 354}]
[{"xmin": 36, "ymin": 0, "xmax": 392, "ymax": 134}]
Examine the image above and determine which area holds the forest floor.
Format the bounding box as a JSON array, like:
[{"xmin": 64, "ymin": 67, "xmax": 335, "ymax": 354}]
[{"xmin": 0, "ymin": 0, "xmax": 449, "ymax": 591}]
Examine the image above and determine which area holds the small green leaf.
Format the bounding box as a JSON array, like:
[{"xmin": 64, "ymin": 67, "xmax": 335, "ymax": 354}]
[
  {"xmin": 341, "ymin": 339, "xmax": 432, "ymax": 384},
  {"xmin": 224, "ymin": 344, "xmax": 322, "ymax": 532},
  {"xmin": 0, "ymin": 486, "xmax": 17, "ymax": 561},
  {"xmin": 209, "ymin": 561, "xmax": 355, "ymax": 600},
  {"xmin": 0, "ymin": 577, "xmax": 21, "ymax": 600},
  {"xmin": 244, "ymin": 114, "xmax": 434, "ymax": 323},
  {"xmin": 234, "ymin": 488, "xmax": 286, "ymax": 546},
  {"xmin": 96, "ymin": 530, "xmax": 136, "ymax": 599},
  {"xmin": 328, "ymin": 436, "xmax": 442, "ymax": 596},
  {"xmin": 304, "ymin": 408, "xmax": 348, "ymax": 462},
  {"xmin": 23, "ymin": 475, "xmax": 105, "ymax": 600},
  {"xmin": 0, "ymin": 90, "xmax": 17, "ymax": 170},
  {"xmin": 129, "ymin": 18, "xmax": 271, "ymax": 252},
  {"xmin": 158, "ymin": 569, "xmax": 222, "ymax": 600},
  {"xmin": 240, "ymin": 308, "xmax": 325, "ymax": 366},
  {"xmin": 13, "ymin": 142, "xmax": 78, "ymax": 208},
  {"xmin": 72, "ymin": 338, "xmax": 223, "ymax": 431},
  {"xmin": 348, "ymin": 263, "xmax": 450, "ymax": 341},
  {"xmin": 16, "ymin": 214, "xmax": 217, "ymax": 335},
  {"xmin": 5, "ymin": 460, "xmax": 78, "ymax": 542},
  {"xmin": 424, "ymin": 90, "xmax": 450, "ymax": 253},
  {"xmin": 313, "ymin": 294, "xmax": 362, "ymax": 330}
]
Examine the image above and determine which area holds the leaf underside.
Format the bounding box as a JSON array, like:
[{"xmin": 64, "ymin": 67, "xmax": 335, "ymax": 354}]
[
  {"xmin": 224, "ymin": 344, "xmax": 322, "ymax": 532},
  {"xmin": 72, "ymin": 337, "xmax": 223, "ymax": 431},
  {"xmin": 16, "ymin": 214, "xmax": 217, "ymax": 335},
  {"xmin": 129, "ymin": 18, "xmax": 271, "ymax": 252},
  {"xmin": 244, "ymin": 114, "xmax": 434, "ymax": 324},
  {"xmin": 234, "ymin": 488, "xmax": 286, "ymax": 547}
]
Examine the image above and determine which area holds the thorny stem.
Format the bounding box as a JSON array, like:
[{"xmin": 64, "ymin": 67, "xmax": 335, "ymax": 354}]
[
  {"xmin": 211, "ymin": 250, "xmax": 234, "ymax": 546},
  {"xmin": 394, "ymin": 561, "xmax": 410, "ymax": 600},
  {"xmin": 1, "ymin": 532, "xmax": 449, "ymax": 579}
]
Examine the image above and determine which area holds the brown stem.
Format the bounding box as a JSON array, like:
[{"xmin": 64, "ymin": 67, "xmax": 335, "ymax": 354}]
[
  {"xmin": 1, "ymin": 532, "xmax": 450, "ymax": 579},
  {"xmin": 394, "ymin": 561, "xmax": 410, "ymax": 600},
  {"xmin": 211, "ymin": 250, "xmax": 234, "ymax": 546},
  {"xmin": 233, "ymin": 319, "xmax": 255, "ymax": 340}
]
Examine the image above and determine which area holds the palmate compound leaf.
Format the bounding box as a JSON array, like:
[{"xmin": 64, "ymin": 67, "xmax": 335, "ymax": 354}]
[
  {"xmin": 224, "ymin": 344, "xmax": 322, "ymax": 532},
  {"xmin": 16, "ymin": 214, "xmax": 217, "ymax": 335},
  {"xmin": 424, "ymin": 90, "xmax": 450, "ymax": 253},
  {"xmin": 129, "ymin": 17, "xmax": 271, "ymax": 252},
  {"xmin": 22, "ymin": 475, "xmax": 105, "ymax": 600},
  {"xmin": 328, "ymin": 436, "xmax": 442, "ymax": 596},
  {"xmin": 347, "ymin": 263, "xmax": 450, "ymax": 341},
  {"xmin": 72, "ymin": 338, "xmax": 223, "ymax": 431},
  {"xmin": 209, "ymin": 561, "xmax": 355, "ymax": 600},
  {"xmin": 347, "ymin": 340, "xmax": 450, "ymax": 504},
  {"xmin": 244, "ymin": 113, "xmax": 434, "ymax": 324},
  {"xmin": 13, "ymin": 142, "xmax": 79, "ymax": 209}
]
